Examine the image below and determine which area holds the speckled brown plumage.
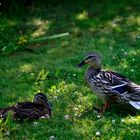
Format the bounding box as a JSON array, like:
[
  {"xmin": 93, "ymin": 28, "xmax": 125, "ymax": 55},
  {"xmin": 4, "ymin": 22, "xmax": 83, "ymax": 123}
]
[{"xmin": 0, "ymin": 93, "xmax": 51, "ymax": 121}]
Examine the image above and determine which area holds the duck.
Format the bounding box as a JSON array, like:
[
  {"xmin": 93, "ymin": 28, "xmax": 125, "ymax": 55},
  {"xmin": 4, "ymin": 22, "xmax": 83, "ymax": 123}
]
[
  {"xmin": 77, "ymin": 52, "xmax": 140, "ymax": 112},
  {"xmin": 0, "ymin": 93, "xmax": 51, "ymax": 121}
]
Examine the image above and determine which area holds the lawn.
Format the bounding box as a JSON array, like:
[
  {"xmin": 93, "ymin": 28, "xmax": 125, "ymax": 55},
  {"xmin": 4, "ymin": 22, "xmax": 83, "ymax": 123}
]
[{"xmin": 0, "ymin": 0, "xmax": 140, "ymax": 139}]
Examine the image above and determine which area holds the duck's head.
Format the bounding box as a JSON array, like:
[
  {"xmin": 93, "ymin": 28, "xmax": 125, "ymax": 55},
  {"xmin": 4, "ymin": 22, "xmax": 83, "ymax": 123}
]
[
  {"xmin": 77, "ymin": 52, "xmax": 101, "ymax": 69},
  {"xmin": 33, "ymin": 93, "xmax": 51, "ymax": 110}
]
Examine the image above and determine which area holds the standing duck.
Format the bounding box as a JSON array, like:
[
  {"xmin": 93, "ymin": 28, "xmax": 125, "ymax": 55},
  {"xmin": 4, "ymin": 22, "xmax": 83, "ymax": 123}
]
[
  {"xmin": 77, "ymin": 52, "xmax": 140, "ymax": 112},
  {"xmin": 0, "ymin": 93, "xmax": 51, "ymax": 121}
]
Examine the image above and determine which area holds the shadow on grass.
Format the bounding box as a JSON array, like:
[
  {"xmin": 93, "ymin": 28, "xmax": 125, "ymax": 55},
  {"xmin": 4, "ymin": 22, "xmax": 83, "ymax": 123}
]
[{"xmin": 1, "ymin": 0, "xmax": 140, "ymax": 49}]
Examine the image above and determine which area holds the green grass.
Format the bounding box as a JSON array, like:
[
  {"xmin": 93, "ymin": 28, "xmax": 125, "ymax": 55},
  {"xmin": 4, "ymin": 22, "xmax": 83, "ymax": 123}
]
[{"xmin": 0, "ymin": 0, "xmax": 140, "ymax": 139}]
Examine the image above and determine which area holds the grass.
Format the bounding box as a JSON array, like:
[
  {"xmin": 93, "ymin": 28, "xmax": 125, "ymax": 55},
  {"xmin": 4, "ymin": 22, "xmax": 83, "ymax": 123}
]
[{"xmin": 0, "ymin": 0, "xmax": 140, "ymax": 139}]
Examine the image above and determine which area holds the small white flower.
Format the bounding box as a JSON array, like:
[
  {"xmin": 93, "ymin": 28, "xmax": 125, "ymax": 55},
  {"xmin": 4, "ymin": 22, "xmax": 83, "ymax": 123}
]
[
  {"xmin": 74, "ymin": 113, "xmax": 78, "ymax": 116},
  {"xmin": 74, "ymin": 107, "xmax": 78, "ymax": 111},
  {"xmin": 131, "ymin": 69, "xmax": 134, "ymax": 72},
  {"xmin": 109, "ymin": 46, "xmax": 113, "ymax": 50},
  {"xmin": 5, "ymin": 131, "xmax": 10, "ymax": 136},
  {"xmin": 30, "ymin": 73, "xmax": 34, "ymax": 76},
  {"xmin": 95, "ymin": 131, "xmax": 101, "ymax": 136},
  {"xmin": 49, "ymin": 135, "xmax": 55, "ymax": 140},
  {"xmin": 97, "ymin": 115, "xmax": 101, "ymax": 118},
  {"xmin": 112, "ymin": 56, "xmax": 116, "ymax": 59},
  {"xmin": 112, "ymin": 119, "xmax": 115, "ymax": 124},
  {"xmin": 40, "ymin": 116, "xmax": 46, "ymax": 119},
  {"xmin": 56, "ymin": 90, "xmax": 60, "ymax": 93},
  {"xmin": 73, "ymin": 74, "xmax": 76, "ymax": 77},
  {"xmin": 121, "ymin": 119, "xmax": 125, "ymax": 123},
  {"xmin": 64, "ymin": 115, "xmax": 69, "ymax": 120},
  {"xmin": 132, "ymin": 58, "xmax": 135, "ymax": 61},
  {"xmin": 33, "ymin": 122, "xmax": 38, "ymax": 126},
  {"xmin": 78, "ymin": 114, "xmax": 81, "ymax": 117},
  {"xmin": 53, "ymin": 96, "xmax": 58, "ymax": 99},
  {"xmin": 45, "ymin": 114, "xmax": 50, "ymax": 118},
  {"xmin": 124, "ymin": 52, "xmax": 128, "ymax": 55}
]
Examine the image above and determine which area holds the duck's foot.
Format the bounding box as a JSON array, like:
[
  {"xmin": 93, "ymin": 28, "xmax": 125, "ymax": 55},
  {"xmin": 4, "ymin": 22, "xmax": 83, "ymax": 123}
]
[{"xmin": 93, "ymin": 101, "xmax": 110, "ymax": 115}]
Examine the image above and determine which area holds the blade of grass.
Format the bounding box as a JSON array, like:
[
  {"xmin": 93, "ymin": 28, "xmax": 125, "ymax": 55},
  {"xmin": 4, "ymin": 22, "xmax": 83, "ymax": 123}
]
[
  {"xmin": 28, "ymin": 32, "xmax": 69, "ymax": 43},
  {"xmin": 0, "ymin": 32, "xmax": 16, "ymax": 50}
]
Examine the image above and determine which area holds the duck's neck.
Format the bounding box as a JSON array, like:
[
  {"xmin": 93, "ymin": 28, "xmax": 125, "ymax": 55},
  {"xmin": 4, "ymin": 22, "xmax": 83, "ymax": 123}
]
[{"xmin": 89, "ymin": 66, "xmax": 101, "ymax": 75}]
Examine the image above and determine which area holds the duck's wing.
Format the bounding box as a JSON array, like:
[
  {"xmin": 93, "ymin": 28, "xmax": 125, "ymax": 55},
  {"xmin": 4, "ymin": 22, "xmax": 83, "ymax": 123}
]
[
  {"xmin": 108, "ymin": 71, "xmax": 140, "ymax": 96},
  {"xmin": 16, "ymin": 102, "xmax": 36, "ymax": 109},
  {"xmin": 14, "ymin": 107, "xmax": 50, "ymax": 121},
  {"xmin": 108, "ymin": 71, "xmax": 131, "ymax": 92},
  {"xmin": 99, "ymin": 71, "xmax": 130, "ymax": 94},
  {"xmin": 101, "ymin": 71, "xmax": 140, "ymax": 109}
]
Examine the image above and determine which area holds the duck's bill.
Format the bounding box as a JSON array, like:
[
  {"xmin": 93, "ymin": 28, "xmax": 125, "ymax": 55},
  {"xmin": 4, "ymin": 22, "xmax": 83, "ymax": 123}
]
[{"xmin": 77, "ymin": 60, "xmax": 86, "ymax": 67}]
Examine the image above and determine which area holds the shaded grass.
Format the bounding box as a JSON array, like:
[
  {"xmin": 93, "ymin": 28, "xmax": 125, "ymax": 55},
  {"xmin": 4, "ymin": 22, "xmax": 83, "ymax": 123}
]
[{"xmin": 0, "ymin": 0, "xmax": 140, "ymax": 139}]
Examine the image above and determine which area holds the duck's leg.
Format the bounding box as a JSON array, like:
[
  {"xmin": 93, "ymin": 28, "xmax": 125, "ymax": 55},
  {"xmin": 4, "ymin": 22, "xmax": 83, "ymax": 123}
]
[{"xmin": 100, "ymin": 101, "xmax": 110, "ymax": 115}]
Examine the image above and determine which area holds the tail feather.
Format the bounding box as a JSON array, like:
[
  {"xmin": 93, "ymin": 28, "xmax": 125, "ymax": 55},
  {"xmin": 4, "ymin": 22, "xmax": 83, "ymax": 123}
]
[
  {"xmin": 129, "ymin": 101, "xmax": 140, "ymax": 110},
  {"xmin": 130, "ymin": 83, "xmax": 140, "ymax": 93}
]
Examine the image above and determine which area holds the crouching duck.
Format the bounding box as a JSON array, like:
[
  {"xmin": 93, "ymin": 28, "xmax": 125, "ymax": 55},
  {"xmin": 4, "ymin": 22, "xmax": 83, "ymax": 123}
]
[
  {"xmin": 78, "ymin": 52, "xmax": 140, "ymax": 112},
  {"xmin": 0, "ymin": 93, "xmax": 51, "ymax": 121}
]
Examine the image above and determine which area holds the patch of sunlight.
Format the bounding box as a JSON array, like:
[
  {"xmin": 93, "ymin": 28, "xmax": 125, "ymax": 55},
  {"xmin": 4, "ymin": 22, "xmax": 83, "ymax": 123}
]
[
  {"xmin": 17, "ymin": 93, "xmax": 33, "ymax": 103},
  {"xmin": 48, "ymin": 81, "xmax": 77, "ymax": 94},
  {"xmin": 124, "ymin": 116, "xmax": 140, "ymax": 125},
  {"xmin": 119, "ymin": 59, "xmax": 129, "ymax": 69},
  {"xmin": 103, "ymin": 123, "xmax": 112, "ymax": 132},
  {"xmin": 73, "ymin": 119, "xmax": 93, "ymax": 134},
  {"xmin": 7, "ymin": 20, "xmax": 17, "ymax": 26},
  {"xmin": 112, "ymin": 16, "xmax": 123, "ymax": 24},
  {"xmin": 111, "ymin": 136, "xmax": 118, "ymax": 140},
  {"xmin": 28, "ymin": 18, "xmax": 51, "ymax": 38},
  {"xmin": 126, "ymin": 15, "xmax": 140, "ymax": 26},
  {"xmin": 103, "ymin": 16, "xmax": 124, "ymax": 33},
  {"xmin": 128, "ymin": 31, "xmax": 138, "ymax": 40},
  {"xmin": 98, "ymin": 37, "xmax": 106, "ymax": 44},
  {"xmin": 76, "ymin": 10, "xmax": 89, "ymax": 20},
  {"xmin": 107, "ymin": 21, "xmax": 118, "ymax": 28},
  {"xmin": 127, "ymin": 49, "xmax": 139, "ymax": 56},
  {"xmin": 136, "ymin": 16, "xmax": 140, "ymax": 25},
  {"xmin": 20, "ymin": 64, "xmax": 33, "ymax": 73},
  {"xmin": 106, "ymin": 20, "xmax": 122, "ymax": 32}
]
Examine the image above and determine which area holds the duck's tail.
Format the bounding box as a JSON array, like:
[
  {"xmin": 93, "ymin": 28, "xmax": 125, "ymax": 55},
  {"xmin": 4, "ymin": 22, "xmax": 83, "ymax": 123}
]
[
  {"xmin": 129, "ymin": 101, "xmax": 140, "ymax": 110},
  {"xmin": 128, "ymin": 83, "xmax": 140, "ymax": 110},
  {"xmin": 130, "ymin": 83, "xmax": 140, "ymax": 93}
]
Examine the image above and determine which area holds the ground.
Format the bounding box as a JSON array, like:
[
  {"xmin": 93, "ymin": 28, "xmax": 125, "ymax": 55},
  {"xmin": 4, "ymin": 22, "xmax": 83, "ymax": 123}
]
[{"xmin": 0, "ymin": 0, "xmax": 140, "ymax": 139}]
